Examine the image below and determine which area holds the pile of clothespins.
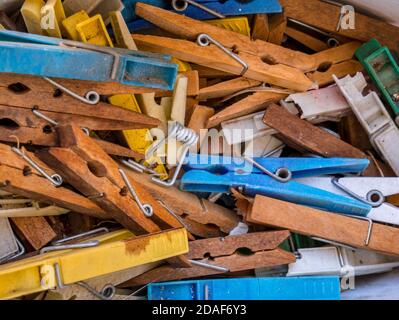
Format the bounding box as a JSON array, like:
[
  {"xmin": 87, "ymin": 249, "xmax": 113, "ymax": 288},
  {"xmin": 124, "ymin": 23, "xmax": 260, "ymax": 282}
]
[{"xmin": 1, "ymin": 0, "xmax": 399, "ymax": 301}]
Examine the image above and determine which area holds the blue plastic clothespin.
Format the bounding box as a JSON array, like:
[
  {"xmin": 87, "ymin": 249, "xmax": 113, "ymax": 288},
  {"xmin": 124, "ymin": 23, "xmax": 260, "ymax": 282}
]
[
  {"xmin": 181, "ymin": 154, "xmax": 372, "ymax": 216},
  {"xmin": 0, "ymin": 30, "xmax": 178, "ymax": 90},
  {"xmin": 148, "ymin": 277, "xmax": 341, "ymax": 300},
  {"xmin": 122, "ymin": 0, "xmax": 282, "ymax": 31}
]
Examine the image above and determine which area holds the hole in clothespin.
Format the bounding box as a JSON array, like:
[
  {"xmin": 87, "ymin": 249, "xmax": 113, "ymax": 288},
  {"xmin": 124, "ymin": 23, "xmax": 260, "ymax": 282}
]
[
  {"xmin": 8, "ymin": 82, "xmax": 30, "ymax": 94},
  {"xmin": 0, "ymin": 118, "xmax": 20, "ymax": 129},
  {"xmin": 235, "ymin": 247, "xmax": 254, "ymax": 256},
  {"xmin": 261, "ymin": 55, "xmax": 278, "ymax": 65},
  {"xmin": 87, "ymin": 161, "xmax": 108, "ymax": 178},
  {"xmin": 53, "ymin": 89, "xmax": 63, "ymax": 98},
  {"xmin": 22, "ymin": 166, "xmax": 32, "ymax": 176},
  {"xmin": 42, "ymin": 125, "xmax": 54, "ymax": 134},
  {"xmin": 120, "ymin": 186, "xmax": 128, "ymax": 196},
  {"xmin": 317, "ymin": 61, "xmax": 333, "ymax": 73}
]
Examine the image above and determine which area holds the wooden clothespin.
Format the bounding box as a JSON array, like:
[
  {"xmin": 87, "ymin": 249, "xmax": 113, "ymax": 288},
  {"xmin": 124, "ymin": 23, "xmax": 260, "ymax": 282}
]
[
  {"xmin": 262, "ymin": 103, "xmax": 382, "ymax": 176},
  {"xmin": 0, "ymin": 142, "xmax": 108, "ymax": 220},
  {"xmin": 280, "ymin": 0, "xmax": 399, "ymax": 52},
  {"xmin": 242, "ymin": 194, "xmax": 399, "ymax": 257},
  {"xmin": 120, "ymin": 230, "xmax": 295, "ymax": 287},
  {"xmin": 124, "ymin": 168, "xmax": 240, "ymax": 238},
  {"xmin": 38, "ymin": 124, "xmax": 187, "ymax": 235},
  {"xmin": 133, "ymin": 3, "xmax": 361, "ymax": 89}
]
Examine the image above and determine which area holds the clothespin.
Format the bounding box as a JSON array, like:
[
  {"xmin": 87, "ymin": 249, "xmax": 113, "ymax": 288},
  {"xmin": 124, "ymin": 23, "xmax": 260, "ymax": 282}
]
[
  {"xmin": 122, "ymin": 0, "xmax": 281, "ymax": 27},
  {"xmin": 295, "ymin": 176, "xmax": 399, "ymax": 226},
  {"xmin": 334, "ymin": 72, "xmax": 399, "ymax": 176},
  {"xmin": 242, "ymin": 194, "xmax": 399, "ymax": 257},
  {"xmin": 0, "ymin": 228, "xmax": 188, "ymax": 300},
  {"xmin": 181, "ymin": 154, "xmax": 371, "ymax": 216},
  {"xmin": 108, "ymin": 94, "xmax": 168, "ymax": 179},
  {"xmin": 355, "ymin": 39, "xmax": 399, "ymax": 125},
  {"xmin": 287, "ymin": 246, "xmax": 399, "ymax": 278},
  {"xmin": 262, "ymin": 103, "xmax": 383, "ymax": 177},
  {"xmin": 134, "ymin": 3, "xmax": 360, "ymax": 74},
  {"xmin": 38, "ymin": 124, "xmax": 186, "ymax": 235},
  {"xmin": 283, "ymin": 84, "xmax": 352, "ymax": 123},
  {"xmin": 0, "ymin": 142, "xmax": 108, "ymax": 219},
  {"xmin": 121, "ymin": 231, "xmax": 295, "ymax": 287},
  {"xmin": 280, "ymin": 0, "xmax": 399, "ymax": 52},
  {"xmin": 123, "ymin": 167, "xmax": 240, "ymax": 238},
  {"xmin": 148, "ymin": 276, "xmax": 340, "ymax": 300},
  {"xmin": 0, "ymin": 29, "xmax": 178, "ymax": 90}
]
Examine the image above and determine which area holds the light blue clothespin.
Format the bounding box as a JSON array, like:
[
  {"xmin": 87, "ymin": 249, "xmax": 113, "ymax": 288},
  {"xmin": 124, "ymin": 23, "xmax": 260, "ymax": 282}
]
[
  {"xmin": 122, "ymin": 0, "xmax": 282, "ymax": 31},
  {"xmin": 181, "ymin": 154, "xmax": 372, "ymax": 216},
  {"xmin": 148, "ymin": 277, "xmax": 341, "ymax": 300},
  {"xmin": 0, "ymin": 30, "xmax": 178, "ymax": 90}
]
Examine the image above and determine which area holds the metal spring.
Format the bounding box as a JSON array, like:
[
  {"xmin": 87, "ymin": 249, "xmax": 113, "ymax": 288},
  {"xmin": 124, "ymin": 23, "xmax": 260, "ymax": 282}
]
[{"xmin": 151, "ymin": 122, "xmax": 198, "ymax": 187}]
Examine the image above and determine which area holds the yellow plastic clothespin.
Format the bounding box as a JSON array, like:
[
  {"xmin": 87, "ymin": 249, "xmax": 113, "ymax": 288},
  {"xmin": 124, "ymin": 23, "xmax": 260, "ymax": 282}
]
[
  {"xmin": 41, "ymin": 0, "xmax": 66, "ymax": 38},
  {"xmin": 108, "ymin": 94, "xmax": 168, "ymax": 179},
  {"xmin": 62, "ymin": 10, "xmax": 90, "ymax": 40},
  {"xmin": 205, "ymin": 17, "xmax": 251, "ymax": 36},
  {"xmin": 76, "ymin": 14, "xmax": 114, "ymax": 47},
  {"xmin": 21, "ymin": 0, "xmax": 46, "ymax": 35}
]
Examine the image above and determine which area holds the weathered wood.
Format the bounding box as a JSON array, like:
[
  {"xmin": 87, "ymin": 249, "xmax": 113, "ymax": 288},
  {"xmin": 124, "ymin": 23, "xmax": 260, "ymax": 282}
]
[
  {"xmin": 0, "ymin": 104, "xmax": 144, "ymax": 131},
  {"xmin": 11, "ymin": 216, "xmax": 56, "ymax": 250},
  {"xmin": 94, "ymin": 139, "xmax": 143, "ymax": 159},
  {"xmin": 312, "ymin": 42, "xmax": 360, "ymax": 71},
  {"xmin": 0, "ymin": 86, "xmax": 159, "ymax": 128},
  {"xmin": 121, "ymin": 249, "xmax": 295, "ymax": 286},
  {"xmin": 133, "ymin": 34, "xmax": 315, "ymax": 92},
  {"xmin": 0, "ymin": 165, "xmax": 108, "ymax": 219},
  {"xmin": 245, "ymin": 195, "xmax": 399, "ymax": 257},
  {"xmin": 0, "ymin": 73, "xmax": 160, "ymax": 96},
  {"xmin": 124, "ymin": 168, "xmax": 240, "ymax": 235},
  {"xmin": 135, "ymin": 2, "xmax": 316, "ymax": 71},
  {"xmin": 197, "ymin": 77, "xmax": 261, "ymax": 100},
  {"xmin": 188, "ymin": 230, "xmax": 290, "ymax": 259},
  {"xmin": 40, "ymin": 125, "xmax": 182, "ymax": 234},
  {"xmin": 387, "ymin": 194, "xmax": 399, "ymax": 207},
  {"xmin": 252, "ymin": 14, "xmax": 269, "ymax": 42},
  {"xmin": 263, "ymin": 103, "xmax": 366, "ymax": 158},
  {"xmin": 307, "ymin": 59, "xmax": 363, "ymax": 87},
  {"xmin": 207, "ymin": 91, "xmax": 287, "ymax": 128},
  {"xmin": 280, "ymin": 0, "xmax": 399, "ymax": 52},
  {"xmin": 267, "ymin": 13, "xmax": 287, "ymax": 45},
  {"xmin": 188, "ymin": 105, "xmax": 215, "ymax": 151},
  {"xmin": 191, "ymin": 65, "xmax": 231, "ymax": 78},
  {"xmin": 285, "ymin": 26, "xmax": 329, "ymax": 52}
]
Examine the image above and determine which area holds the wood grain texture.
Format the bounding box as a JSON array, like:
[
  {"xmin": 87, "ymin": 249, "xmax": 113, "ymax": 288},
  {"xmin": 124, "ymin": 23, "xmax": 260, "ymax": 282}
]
[
  {"xmin": 188, "ymin": 230, "xmax": 290, "ymax": 259},
  {"xmin": 40, "ymin": 125, "xmax": 182, "ymax": 234},
  {"xmin": 280, "ymin": 0, "xmax": 399, "ymax": 52},
  {"xmin": 207, "ymin": 91, "xmax": 287, "ymax": 128},
  {"xmin": 252, "ymin": 14, "xmax": 270, "ymax": 42},
  {"xmin": 0, "ymin": 165, "xmax": 108, "ymax": 219},
  {"xmin": 135, "ymin": 2, "xmax": 315, "ymax": 71},
  {"xmin": 124, "ymin": 168, "xmax": 240, "ymax": 236},
  {"xmin": 121, "ymin": 249, "xmax": 295, "ymax": 286},
  {"xmin": 188, "ymin": 105, "xmax": 215, "ymax": 151},
  {"xmin": 11, "ymin": 216, "xmax": 56, "ymax": 250},
  {"xmin": 198, "ymin": 77, "xmax": 261, "ymax": 100},
  {"xmin": 0, "ymin": 86, "xmax": 159, "ymax": 128},
  {"xmin": 263, "ymin": 103, "xmax": 366, "ymax": 158},
  {"xmin": 0, "ymin": 73, "xmax": 160, "ymax": 96},
  {"xmin": 133, "ymin": 34, "xmax": 315, "ymax": 92},
  {"xmin": 307, "ymin": 59, "xmax": 363, "ymax": 87},
  {"xmin": 246, "ymin": 195, "xmax": 399, "ymax": 256},
  {"xmin": 285, "ymin": 27, "xmax": 329, "ymax": 52}
]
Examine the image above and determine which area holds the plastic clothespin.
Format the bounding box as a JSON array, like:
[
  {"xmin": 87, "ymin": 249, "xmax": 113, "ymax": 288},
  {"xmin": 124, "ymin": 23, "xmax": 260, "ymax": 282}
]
[
  {"xmin": 122, "ymin": 0, "xmax": 281, "ymax": 31},
  {"xmin": 0, "ymin": 29, "xmax": 178, "ymax": 90},
  {"xmin": 181, "ymin": 154, "xmax": 372, "ymax": 216}
]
